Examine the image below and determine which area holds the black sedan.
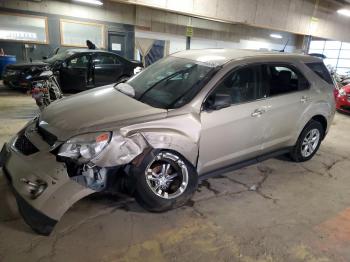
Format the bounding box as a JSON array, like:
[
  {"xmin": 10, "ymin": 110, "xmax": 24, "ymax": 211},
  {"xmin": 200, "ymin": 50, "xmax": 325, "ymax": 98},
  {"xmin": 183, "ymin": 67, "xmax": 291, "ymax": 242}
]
[{"xmin": 2, "ymin": 49, "xmax": 142, "ymax": 92}]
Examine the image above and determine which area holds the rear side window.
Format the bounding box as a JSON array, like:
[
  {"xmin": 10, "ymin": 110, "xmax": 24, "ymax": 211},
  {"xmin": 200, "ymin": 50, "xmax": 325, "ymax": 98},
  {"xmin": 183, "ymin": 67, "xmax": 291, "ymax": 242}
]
[
  {"xmin": 263, "ymin": 65, "xmax": 310, "ymax": 97},
  {"xmin": 93, "ymin": 53, "xmax": 120, "ymax": 65},
  {"xmin": 306, "ymin": 62, "xmax": 333, "ymax": 85}
]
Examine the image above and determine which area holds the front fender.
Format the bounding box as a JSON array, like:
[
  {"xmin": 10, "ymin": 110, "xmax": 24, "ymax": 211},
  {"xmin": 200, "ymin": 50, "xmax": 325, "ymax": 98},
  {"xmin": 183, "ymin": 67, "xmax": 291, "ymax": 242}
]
[{"xmin": 120, "ymin": 113, "xmax": 201, "ymax": 167}]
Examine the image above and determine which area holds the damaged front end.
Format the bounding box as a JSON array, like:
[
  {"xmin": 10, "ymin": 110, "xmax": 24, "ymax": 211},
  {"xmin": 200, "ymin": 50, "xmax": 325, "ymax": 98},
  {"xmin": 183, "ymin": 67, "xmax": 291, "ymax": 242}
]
[{"xmin": 0, "ymin": 121, "xmax": 149, "ymax": 235}]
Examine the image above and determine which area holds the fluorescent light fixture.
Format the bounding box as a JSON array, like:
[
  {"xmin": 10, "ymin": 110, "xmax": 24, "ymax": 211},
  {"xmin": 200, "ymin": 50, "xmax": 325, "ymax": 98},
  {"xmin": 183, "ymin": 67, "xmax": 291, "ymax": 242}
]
[
  {"xmin": 73, "ymin": 0, "xmax": 103, "ymax": 6},
  {"xmin": 270, "ymin": 34, "xmax": 283, "ymax": 39},
  {"xmin": 337, "ymin": 9, "xmax": 350, "ymax": 17}
]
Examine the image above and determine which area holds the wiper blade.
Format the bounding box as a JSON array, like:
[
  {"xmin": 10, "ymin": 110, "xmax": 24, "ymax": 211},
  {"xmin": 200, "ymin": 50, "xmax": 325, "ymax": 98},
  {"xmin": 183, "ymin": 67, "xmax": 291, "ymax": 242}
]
[{"xmin": 138, "ymin": 66, "xmax": 196, "ymax": 100}]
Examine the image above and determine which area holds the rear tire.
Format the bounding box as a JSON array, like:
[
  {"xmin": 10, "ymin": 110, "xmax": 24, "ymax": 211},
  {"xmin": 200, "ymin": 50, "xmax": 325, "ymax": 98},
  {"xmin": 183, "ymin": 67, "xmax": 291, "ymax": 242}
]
[
  {"xmin": 132, "ymin": 150, "xmax": 198, "ymax": 212},
  {"xmin": 290, "ymin": 120, "xmax": 324, "ymax": 162}
]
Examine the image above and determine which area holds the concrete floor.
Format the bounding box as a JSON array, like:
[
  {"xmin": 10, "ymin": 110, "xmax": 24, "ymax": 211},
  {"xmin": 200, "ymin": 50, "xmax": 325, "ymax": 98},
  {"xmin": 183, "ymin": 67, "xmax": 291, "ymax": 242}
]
[{"xmin": 0, "ymin": 88, "xmax": 350, "ymax": 262}]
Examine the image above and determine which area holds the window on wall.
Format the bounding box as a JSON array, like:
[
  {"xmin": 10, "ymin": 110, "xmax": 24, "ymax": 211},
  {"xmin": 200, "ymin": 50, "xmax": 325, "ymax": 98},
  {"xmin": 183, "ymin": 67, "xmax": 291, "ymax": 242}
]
[
  {"xmin": 309, "ymin": 40, "xmax": 350, "ymax": 76},
  {"xmin": 0, "ymin": 13, "xmax": 48, "ymax": 43},
  {"xmin": 60, "ymin": 19, "xmax": 105, "ymax": 48}
]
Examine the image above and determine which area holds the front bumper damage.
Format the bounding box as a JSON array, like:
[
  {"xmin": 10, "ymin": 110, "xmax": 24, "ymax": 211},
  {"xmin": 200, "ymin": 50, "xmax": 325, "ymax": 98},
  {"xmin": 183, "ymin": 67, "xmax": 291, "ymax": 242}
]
[
  {"xmin": 0, "ymin": 120, "xmax": 151, "ymax": 235},
  {"xmin": 0, "ymin": 139, "xmax": 95, "ymax": 235},
  {"xmin": 2, "ymin": 167, "xmax": 57, "ymax": 236}
]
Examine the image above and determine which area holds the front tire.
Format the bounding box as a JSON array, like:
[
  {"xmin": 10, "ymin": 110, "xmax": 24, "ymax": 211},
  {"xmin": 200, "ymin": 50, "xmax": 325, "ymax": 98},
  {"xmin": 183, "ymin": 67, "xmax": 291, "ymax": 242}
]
[
  {"xmin": 290, "ymin": 120, "xmax": 324, "ymax": 162},
  {"xmin": 132, "ymin": 150, "xmax": 198, "ymax": 212}
]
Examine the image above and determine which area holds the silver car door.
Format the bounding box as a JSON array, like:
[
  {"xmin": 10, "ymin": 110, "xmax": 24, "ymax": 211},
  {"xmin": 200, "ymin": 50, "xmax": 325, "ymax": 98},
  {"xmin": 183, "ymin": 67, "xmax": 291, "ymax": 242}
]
[
  {"xmin": 260, "ymin": 63, "xmax": 312, "ymax": 153},
  {"xmin": 197, "ymin": 64, "xmax": 267, "ymax": 175}
]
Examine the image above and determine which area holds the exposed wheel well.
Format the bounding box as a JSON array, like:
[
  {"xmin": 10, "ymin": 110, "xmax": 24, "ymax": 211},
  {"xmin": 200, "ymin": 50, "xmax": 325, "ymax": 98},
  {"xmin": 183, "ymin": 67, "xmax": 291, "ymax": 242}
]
[{"xmin": 311, "ymin": 115, "xmax": 327, "ymax": 137}]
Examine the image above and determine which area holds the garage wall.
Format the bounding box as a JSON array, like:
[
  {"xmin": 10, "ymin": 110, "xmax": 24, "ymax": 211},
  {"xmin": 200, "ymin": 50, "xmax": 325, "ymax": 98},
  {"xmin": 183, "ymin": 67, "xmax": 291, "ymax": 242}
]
[
  {"xmin": 0, "ymin": 0, "xmax": 304, "ymax": 64},
  {"xmin": 136, "ymin": 31, "xmax": 185, "ymax": 54},
  {"xmin": 113, "ymin": 0, "xmax": 350, "ymax": 43},
  {"xmin": 0, "ymin": 0, "xmax": 135, "ymax": 25},
  {"xmin": 136, "ymin": 29, "xmax": 297, "ymax": 56},
  {"xmin": 135, "ymin": 6, "xmax": 299, "ymax": 43},
  {"xmin": 0, "ymin": 1, "xmax": 135, "ymax": 62},
  {"xmin": 135, "ymin": 4, "xmax": 301, "ymax": 55}
]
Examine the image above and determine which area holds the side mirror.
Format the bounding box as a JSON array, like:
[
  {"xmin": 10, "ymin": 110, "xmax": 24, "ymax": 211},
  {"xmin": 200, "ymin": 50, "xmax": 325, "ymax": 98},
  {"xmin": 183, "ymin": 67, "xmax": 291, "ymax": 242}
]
[
  {"xmin": 205, "ymin": 93, "xmax": 232, "ymax": 111},
  {"xmin": 61, "ymin": 62, "xmax": 67, "ymax": 68}
]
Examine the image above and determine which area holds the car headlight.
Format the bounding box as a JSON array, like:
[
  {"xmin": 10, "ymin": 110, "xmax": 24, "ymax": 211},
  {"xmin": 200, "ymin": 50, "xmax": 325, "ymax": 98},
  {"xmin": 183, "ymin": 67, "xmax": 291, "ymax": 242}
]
[
  {"xmin": 58, "ymin": 132, "xmax": 111, "ymax": 162},
  {"xmin": 339, "ymin": 88, "xmax": 346, "ymax": 97}
]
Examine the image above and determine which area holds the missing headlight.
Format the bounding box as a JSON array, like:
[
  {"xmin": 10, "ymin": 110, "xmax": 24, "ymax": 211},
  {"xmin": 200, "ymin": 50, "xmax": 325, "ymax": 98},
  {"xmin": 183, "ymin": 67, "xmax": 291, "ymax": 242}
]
[{"xmin": 20, "ymin": 178, "xmax": 47, "ymax": 199}]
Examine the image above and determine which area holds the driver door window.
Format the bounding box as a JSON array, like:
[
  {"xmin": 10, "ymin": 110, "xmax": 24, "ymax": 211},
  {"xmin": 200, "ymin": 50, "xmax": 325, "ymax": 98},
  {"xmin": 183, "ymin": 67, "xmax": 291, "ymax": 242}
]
[
  {"xmin": 208, "ymin": 65, "xmax": 264, "ymax": 106},
  {"xmin": 67, "ymin": 55, "xmax": 90, "ymax": 69},
  {"xmin": 61, "ymin": 54, "xmax": 91, "ymax": 91}
]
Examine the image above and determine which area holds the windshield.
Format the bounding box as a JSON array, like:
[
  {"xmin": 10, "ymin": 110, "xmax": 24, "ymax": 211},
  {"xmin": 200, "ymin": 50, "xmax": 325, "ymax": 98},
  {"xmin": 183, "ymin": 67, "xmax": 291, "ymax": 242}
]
[
  {"xmin": 45, "ymin": 50, "xmax": 77, "ymax": 64},
  {"xmin": 124, "ymin": 56, "xmax": 216, "ymax": 109}
]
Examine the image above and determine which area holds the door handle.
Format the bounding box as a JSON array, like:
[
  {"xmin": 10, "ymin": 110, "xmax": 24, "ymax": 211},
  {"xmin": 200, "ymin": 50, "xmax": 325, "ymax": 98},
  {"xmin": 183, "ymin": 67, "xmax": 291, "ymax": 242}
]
[
  {"xmin": 300, "ymin": 96, "xmax": 311, "ymax": 103},
  {"xmin": 251, "ymin": 108, "xmax": 265, "ymax": 117}
]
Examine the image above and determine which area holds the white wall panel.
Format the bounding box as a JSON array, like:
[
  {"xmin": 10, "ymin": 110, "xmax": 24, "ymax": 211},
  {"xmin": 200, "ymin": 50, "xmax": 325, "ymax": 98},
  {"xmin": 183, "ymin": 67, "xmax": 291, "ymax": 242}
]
[
  {"xmin": 193, "ymin": 0, "xmax": 218, "ymax": 18},
  {"xmin": 254, "ymin": 0, "xmax": 274, "ymax": 28},
  {"xmin": 136, "ymin": 27, "xmax": 296, "ymax": 56},
  {"xmin": 166, "ymin": 0, "xmax": 194, "ymax": 14},
  {"xmin": 113, "ymin": 0, "xmax": 350, "ymax": 42},
  {"xmin": 236, "ymin": 0, "xmax": 257, "ymax": 24},
  {"xmin": 285, "ymin": 0, "xmax": 303, "ymax": 33},
  {"xmin": 216, "ymin": 0, "xmax": 240, "ymax": 22},
  {"xmin": 135, "ymin": 30, "xmax": 186, "ymax": 54},
  {"xmin": 270, "ymin": 0, "xmax": 290, "ymax": 30},
  {"xmin": 0, "ymin": 0, "xmax": 135, "ymax": 25}
]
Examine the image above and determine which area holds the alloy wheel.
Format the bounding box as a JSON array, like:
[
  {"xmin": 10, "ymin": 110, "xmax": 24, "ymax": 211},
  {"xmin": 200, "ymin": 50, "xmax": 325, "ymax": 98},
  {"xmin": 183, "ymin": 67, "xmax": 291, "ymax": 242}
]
[
  {"xmin": 301, "ymin": 128, "xmax": 320, "ymax": 158},
  {"xmin": 145, "ymin": 152, "xmax": 189, "ymax": 199}
]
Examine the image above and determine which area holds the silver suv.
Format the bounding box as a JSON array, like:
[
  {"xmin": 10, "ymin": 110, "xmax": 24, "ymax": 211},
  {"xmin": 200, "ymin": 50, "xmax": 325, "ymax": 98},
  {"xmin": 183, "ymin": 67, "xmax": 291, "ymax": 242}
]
[{"xmin": 0, "ymin": 49, "xmax": 335, "ymax": 235}]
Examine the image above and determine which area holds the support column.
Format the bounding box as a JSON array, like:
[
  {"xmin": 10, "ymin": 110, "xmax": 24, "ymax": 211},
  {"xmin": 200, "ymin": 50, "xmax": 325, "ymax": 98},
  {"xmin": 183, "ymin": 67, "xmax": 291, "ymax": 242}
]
[{"xmin": 186, "ymin": 36, "xmax": 191, "ymax": 50}]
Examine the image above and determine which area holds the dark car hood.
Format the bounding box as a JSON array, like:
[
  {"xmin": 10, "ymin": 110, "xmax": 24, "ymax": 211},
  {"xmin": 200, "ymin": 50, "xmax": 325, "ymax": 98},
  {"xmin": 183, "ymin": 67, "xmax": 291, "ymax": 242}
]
[
  {"xmin": 39, "ymin": 85, "xmax": 167, "ymax": 141},
  {"xmin": 6, "ymin": 61, "xmax": 49, "ymax": 70}
]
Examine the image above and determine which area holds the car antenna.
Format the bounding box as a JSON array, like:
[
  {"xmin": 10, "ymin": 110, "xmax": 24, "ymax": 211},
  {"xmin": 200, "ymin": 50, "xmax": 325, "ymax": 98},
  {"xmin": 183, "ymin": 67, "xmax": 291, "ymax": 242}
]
[{"xmin": 279, "ymin": 38, "xmax": 289, "ymax": 52}]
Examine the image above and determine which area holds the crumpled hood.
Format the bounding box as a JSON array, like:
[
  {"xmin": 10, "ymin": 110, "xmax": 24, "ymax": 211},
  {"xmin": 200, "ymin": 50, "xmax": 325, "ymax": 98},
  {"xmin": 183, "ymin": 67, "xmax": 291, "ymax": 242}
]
[
  {"xmin": 6, "ymin": 61, "xmax": 49, "ymax": 70},
  {"xmin": 40, "ymin": 85, "xmax": 167, "ymax": 141}
]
